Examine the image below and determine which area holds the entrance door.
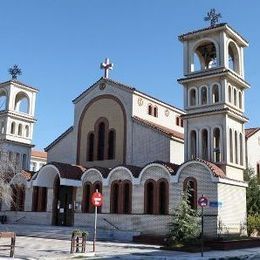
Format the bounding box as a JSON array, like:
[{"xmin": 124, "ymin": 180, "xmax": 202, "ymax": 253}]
[{"xmin": 53, "ymin": 179, "xmax": 75, "ymax": 226}]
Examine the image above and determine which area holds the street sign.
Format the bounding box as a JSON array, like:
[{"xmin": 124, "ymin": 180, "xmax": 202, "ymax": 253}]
[
  {"xmin": 198, "ymin": 196, "xmax": 208, "ymax": 207},
  {"xmin": 209, "ymin": 201, "xmax": 222, "ymax": 208},
  {"xmin": 91, "ymin": 192, "xmax": 103, "ymax": 207}
]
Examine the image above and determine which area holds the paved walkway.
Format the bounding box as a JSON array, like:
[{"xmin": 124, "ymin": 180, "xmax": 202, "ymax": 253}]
[{"xmin": 0, "ymin": 224, "xmax": 260, "ymax": 259}]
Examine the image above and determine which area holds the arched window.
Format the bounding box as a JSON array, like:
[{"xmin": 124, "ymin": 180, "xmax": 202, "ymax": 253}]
[
  {"xmin": 32, "ymin": 187, "xmax": 47, "ymax": 212},
  {"xmin": 234, "ymin": 88, "xmax": 237, "ymax": 106},
  {"xmin": 213, "ymin": 128, "xmax": 221, "ymax": 162},
  {"xmin": 201, "ymin": 129, "xmax": 208, "ymax": 160},
  {"xmin": 97, "ymin": 122, "xmax": 105, "ymax": 160},
  {"xmin": 189, "ymin": 89, "xmax": 196, "ymax": 106},
  {"xmin": 82, "ymin": 182, "xmax": 92, "ymax": 213},
  {"xmin": 238, "ymin": 92, "xmax": 242, "ymax": 109},
  {"xmin": 212, "ymin": 84, "xmax": 220, "ymax": 103},
  {"xmin": 229, "ymin": 129, "xmax": 233, "ymax": 163},
  {"xmin": 153, "ymin": 106, "xmax": 158, "ymax": 117},
  {"xmin": 144, "ymin": 180, "xmax": 156, "ymax": 214},
  {"xmin": 240, "ymin": 133, "xmax": 243, "ymax": 165},
  {"xmin": 180, "ymin": 119, "xmax": 184, "ymax": 127},
  {"xmin": 122, "ymin": 181, "xmax": 132, "ymax": 214},
  {"xmin": 22, "ymin": 154, "xmax": 27, "ymax": 169},
  {"xmin": 0, "ymin": 91, "xmax": 7, "ymax": 111},
  {"xmin": 190, "ymin": 130, "xmax": 197, "ymax": 159},
  {"xmin": 183, "ymin": 177, "xmax": 197, "ymax": 210},
  {"xmin": 228, "ymin": 85, "xmax": 232, "ymax": 103},
  {"xmin": 87, "ymin": 132, "xmax": 94, "ymax": 161},
  {"xmin": 176, "ymin": 116, "xmax": 180, "ymax": 126},
  {"xmin": 11, "ymin": 122, "xmax": 16, "ymax": 134},
  {"xmin": 108, "ymin": 130, "xmax": 116, "ymax": 160},
  {"xmin": 15, "ymin": 92, "xmax": 29, "ymax": 114},
  {"xmin": 15, "ymin": 153, "xmax": 20, "ymax": 167},
  {"xmin": 228, "ymin": 42, "xmax": 240, "ymax": 74},
  {"xmin": 110, "ymin": 181, "xmax": 120, "ymax": 213},
  {"xmin": 11, "ymin": 185, "xmax": 25, "ymax": 211},
  {"xmin": 18, "ymin": 124, "xmax": 22, "ymax": 136},
  {"xmin": 25, "ymin": 125, "xmax": 29, "ymax": 137},
  {"xmin": 201, "ymin": 86, "xmax": 207, "ymax": 105},
  {"xmin": 193, "ymin": 41, "xmax": 217, "ymax": 71},
  {"xmin": 148, "ymin": 104, "xmax": 153, "ymax": 115},
  {"xmin": 158, "ymin": 179, "xmax": 169, "ymax": 215},
  {"xmin": 235, "ymin": 131, "xmax": 238, "ymax": 164}
]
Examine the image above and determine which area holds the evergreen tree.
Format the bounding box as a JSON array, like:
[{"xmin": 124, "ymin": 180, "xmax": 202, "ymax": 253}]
[{"xmin": 167, "ymin": 193, "xmax": 200, "ymax": 245}]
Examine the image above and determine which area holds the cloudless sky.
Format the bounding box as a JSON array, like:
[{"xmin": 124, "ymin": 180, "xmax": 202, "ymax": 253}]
[{"xmin": 0, "ymin": 1, "xmax": 259, "ymax": 150}]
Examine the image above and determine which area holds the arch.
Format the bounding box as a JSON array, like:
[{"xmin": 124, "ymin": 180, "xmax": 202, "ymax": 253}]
[
  {"xmin": 25, "ymin": 125, "xmax": 29, "ymax": 138},
  {"xmin": 201, "ymin": 128, "xmax": 209, "ymax": 160},
  {"xmin": 200, "ymin": 86, "xmax": 208, "ymax": 105},
  {"xmin": 144, "ymin": 179, "xmax": 156, "ymax": 214},
  {"xmin": 229, "ymin": 129, "xmax": 233, "ymax": 163},
  {"xmin": 108, "ymin": 129, "xmax": 116, "ymax": 160},
  {"xmin": 107, "ymin": 166, "xmax": 134, "ymax": 185},
  {"xmin": 191, "ymin": 38, "xmax": 219, "ymax": 72},
  {"xmin": 148, "ymin": 104, "xmax": 153, "ymax": 115},
  {"xmin": 189, "ymin": 88, "xmax": 197, "ymax": 106},
  {"xmin": 77, "ymin": 94, "xmax": 127, "ymax": 165},
  {"xmin": 212, "ymin": 83, "xmax": 220, "ymax": 103},
  {"xmin": 157, "ymin": 178, "xmax": 169, "ymax": 215},
  {"xmin": 87, "ymin": 132, "xmax": 94, "ymax": 161},
  {"xmin": 0, "ymin": 90, "xmax": 7, "ymax": 111},
  {"xmin": 15, "ymin": 92, "xmax": 30, "ymax": 114},
  {"xmin": 239, "ymin": 133, "xmax": 243, "ymax": 166},
  {"xmin": 11, "ymin": 122, "xmax": 16, "ymax": 134},
  {"xmin": 228, "ymin": 85, "xmax": 232, "ymax": 103},
  {"xmin": 122, "ymin": 180, "xmax": 132, "ymax": 214},
  {"xmin": 183, "ymin": 177, "xmax": 197, "ymax": 210},
  {"xmin": 18, "ymin": 123, "xmax": 23, "ymax": 136},
  {"xmin": 235, "ymin": 131, "xmax": 238, "ymax": 164},
  {"xmin": 228, "ymin": 40, "xmax": 240, "ymax": 74},
  {"xmin": 97, "ymin": 121, "xmax": 106, "ymax": 160},
  {"xmin": 110, "ymin": 181, "xmax": 120, "ymax": 213},
  {"xmin": 213, "ymin": 127, "xmax": 221, "ymax": 162},
  {"xmin": 238, "ymin": 91, "xmax": 242, "ymax": 109},
  {"xmin": 190, "ymin": 130, "xmax": 197, "ymax": 159},
  {"xmin": 81, "ymin": 168, "xmax": 103, "ymax": 184},
  {"xmin": 233, "ymin": 88, "xmax": 237, "ymax": 106},
  {"xmin": 153, "ymin": 106, "xmax": 158, "ymax": 117}
]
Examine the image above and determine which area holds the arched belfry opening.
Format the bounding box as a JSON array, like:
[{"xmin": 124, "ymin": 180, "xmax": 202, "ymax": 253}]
[
  {"xmin": 228, "ymin": 41, "xmax": 240, "ymax": 74},
  {"xmin": 192, "ymin": 40, "xmax": 218, "ymax": 72}
]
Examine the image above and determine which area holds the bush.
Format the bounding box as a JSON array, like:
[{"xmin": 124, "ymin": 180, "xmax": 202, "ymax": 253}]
[{"xmin": 247, "ymin": 215, "xmax": 260, "ymax": 236}]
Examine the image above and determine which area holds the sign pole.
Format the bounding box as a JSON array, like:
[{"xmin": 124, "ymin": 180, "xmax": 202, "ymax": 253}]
[
  {"xmin": 201, "ymin": 205, "xmax": 204, "ymax": 257},
  {"xmin": 93, "ymin": 204, "xmax": 97, "ymax": 253}
]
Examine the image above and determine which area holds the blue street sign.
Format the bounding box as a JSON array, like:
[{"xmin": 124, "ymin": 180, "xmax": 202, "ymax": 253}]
[{"xmin": 209, "ymin": 201, "xmax": 222, "ymax": 208}]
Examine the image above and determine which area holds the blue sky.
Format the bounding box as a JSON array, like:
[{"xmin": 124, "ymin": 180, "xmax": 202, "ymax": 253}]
[{"xmin": 0, "ymin": 1, "xmax": 259, "ymax": 150}]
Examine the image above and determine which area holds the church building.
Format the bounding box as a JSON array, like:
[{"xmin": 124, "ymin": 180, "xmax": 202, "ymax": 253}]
[{"xmin": 2, "ymin": 19, "xmax": 250, "ymax": 238}]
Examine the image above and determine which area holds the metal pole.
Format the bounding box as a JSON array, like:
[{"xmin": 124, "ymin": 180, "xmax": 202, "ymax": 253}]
[
  {"xmin": 201, "ymin": 206, "xmax": 204, "ymax": 257},
  {"xmin": 93, "ymin": 205, "xmax": 97, "ymax": 253}
]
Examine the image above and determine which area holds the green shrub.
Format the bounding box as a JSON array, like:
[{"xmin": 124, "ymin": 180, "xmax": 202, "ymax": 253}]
[{"xmin": 247, "ymin": 215, "xmax": 260, "ymax": 236}]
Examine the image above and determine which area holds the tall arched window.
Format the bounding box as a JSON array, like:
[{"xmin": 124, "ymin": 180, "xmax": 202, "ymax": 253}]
[
  {"xmin": 122, "ymin": 181, "xmax": 132, "ymax": 214},
  {"xmin": 108, "ymin": 130, "xmax": 115, "ymax": 160},
  {"xmin": 11, "ymin": 122, "xmax": 16, "ymax": 134},
  {"xmin": 87, "ymin": 132, "xmax": 94, "ymax": 161},
  {"xmin": 213, "ymin": 128, "xmax": 221, "ymax": 162},
  {"xmin": 240, "ymin": 133, "xmax": 243, "ymax": 166},
  {"xmin": 32, "ymin": 187, "xmax": 47, "ymax": 212},
  {"xmin": 0, "ymin": 92, "xmax": 7, "ymax": 111},
  {"xmin": 238, "ymin": 92, "xmax": 242, "ymax": 109},
  {"xmin": 148, "ymin": 104, "xmax": 153, "ymax": 115},
  {"xmin": 190, "ymin": 130, "xmax": 197, "ymax": 159},
  {"xmin": 189, "ymin": 89, "xmax": 196, "ymax": 106},
  {"xmin": 158, "ymin": 179, "xmax": 169, "ymax": 215},
  {"xmin": 201, "ymin": 129, "xmax": 208, "ymax": 160},
  {"xmin": 153, "ymin": 106, "xmax": 158, "ymax": 117},
  {"xmin": 229, "ymin": 129, "xmax": 233, "ymax": 163},
  {"xmin": 15, "ymin": 92, "xmax": 29, "ymax": 114},
  {"xmin": 183, "ymin": 177, "xmax": 197, "ymax": 210},
  {"xmin": 235, "ymin": 131, "xmax": 238, "ymax": 164},
  {"xmin": 18, "ymin": 124, "xmax": 22, "ymax": 136},
  {"xmin": 110, "ymin": 181, "xmax": 120, "ymax": 213},
  {"xmin": 212, "ymin": 84, "xmax": 219, "ymax": 103},
  {"xmin": 234, "ymin": 88, "xmax": 237, "ymax": 106},
  {"xmin": 82, "ymin": 182, "xmax": 92, "ymax": 213},
  {"xmin": 97, "ymin": 122, "xmax": 105, "ymax": 160},
  {"xmin": 22, "ymin": 154, "xmax": 27, "ymax": 169},
  {"xmin": 144, "ymin": 180, "xmax": 156, "ymax": 214},
  {"xmin": 201, "ymin": 86, "xmax": 207, "ymax": 105},
  {"xmin": 228, "ymin": 85, "xmax": 232, "ymax": 103},
  {"xmin": 25, "ymin": 125, "xmax": 29, "ymax": 137}
]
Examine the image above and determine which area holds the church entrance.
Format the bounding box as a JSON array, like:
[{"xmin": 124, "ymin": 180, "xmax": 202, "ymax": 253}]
[{"xmin": 52, "ymin": 177, "xmax": 75, "ymax": 226}]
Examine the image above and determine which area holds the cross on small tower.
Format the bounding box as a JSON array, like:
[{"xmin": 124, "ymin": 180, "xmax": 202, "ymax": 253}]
[
  {"xmin": 100, "ymin": 58, "xmax": 113, "ymax": 78},
  {"xmin": 204, "ymin": 9, "xmax": 222, "ymax": 27},
  {"xmin": 9, "ymin": 65, "xmax": 22, "ymax": 80}
]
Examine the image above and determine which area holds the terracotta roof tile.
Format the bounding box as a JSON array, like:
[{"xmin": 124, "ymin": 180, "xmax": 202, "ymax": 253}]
[
  {"xmin": 245, "ymin": 128, "xmax": 260, "ymax": 139},
  {"xmin": 149, "ymin": 161, "xmax": 180, "ymax": 175},
  {"xmin": 195, "ymin": 158, "xmax": 226, "ymax": 178},
  {"xmin": 133, "ymin": 116, "xmax": 184, "ymax": 140},
  {"xmin": 31, "ymin": 150, "xmax": 47, "ymax": 159},
  {"xmin": 21, "ymin": 170, "xmax": 35, "ymax": 181}
]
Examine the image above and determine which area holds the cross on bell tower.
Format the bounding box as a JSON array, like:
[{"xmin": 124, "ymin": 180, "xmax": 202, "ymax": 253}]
[
  {"xmin": 204, "ymin": 8, "xmax": 222, "ymax": 27},
  {"xmin": 100, "ymin": 58, "xmax": 113, "ymax": 78}
]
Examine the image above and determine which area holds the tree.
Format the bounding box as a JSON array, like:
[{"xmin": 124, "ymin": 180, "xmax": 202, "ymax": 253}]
[
  {"xmin": 0, "ymin": 139, "xmax": 22, "ymax": 208},
  {"xmin": 244, "ymin": 168, "xmax": 260, "ymax": 215},
  {"xmin": 167, "ymin": 193, "xmax": 200, "ymax": 245}
]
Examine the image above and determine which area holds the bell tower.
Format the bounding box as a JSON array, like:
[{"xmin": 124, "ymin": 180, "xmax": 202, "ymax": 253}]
[
  {"xmin": 0, "ymin": 78, "xmax": 38, "ymax": 170},
  {"xmin": 178, "ymin": 21, "xmax": 249, "ymax": 181}
]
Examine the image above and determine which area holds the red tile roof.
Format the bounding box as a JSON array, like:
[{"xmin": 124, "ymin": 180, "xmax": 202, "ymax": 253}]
[
  {"xmin": 133, "ymin": 116, "xmax": 184, "ymax": 140},
  {"xmin": 245, "ymin": 128, "xmax": 260, "ymax": 139},
  {"xmin": 195, "ymin": 158, "xmax": 226, "ymax": 178},
  {"xmin": 31, "ymin": 150, "xmax": 47, "ymax": 159}
]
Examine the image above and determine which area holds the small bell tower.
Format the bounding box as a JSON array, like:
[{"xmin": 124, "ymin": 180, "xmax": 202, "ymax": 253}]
[
  {"xmin": 178, "ymin": 13, "xmax": 249, "ymax": 181},
  {"xmin": 0, "ymin": 67, "xmax": 38, "ymax": 170}
]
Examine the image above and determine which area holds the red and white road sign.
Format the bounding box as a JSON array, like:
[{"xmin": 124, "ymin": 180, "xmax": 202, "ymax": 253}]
[
  {"xmin": 91, "ymin": 192, "xmax": 103, "ymax": 207},
  {"xmin": 198, "ymin": 196, "xmax": 208, "ymax": 207}
]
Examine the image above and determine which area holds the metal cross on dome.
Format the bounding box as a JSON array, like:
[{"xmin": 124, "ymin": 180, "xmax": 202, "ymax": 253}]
[
  {"xmin": 204, "ymin": 9, "xmax": 222, "ymax": 27},
  {"xmin": 9, "ymin": 64, "xmax": 22, "ymax": 80},
  {"xmin": 100, "ymin": 58, "xmax": 113, "ymax": 78}
]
